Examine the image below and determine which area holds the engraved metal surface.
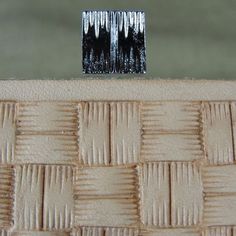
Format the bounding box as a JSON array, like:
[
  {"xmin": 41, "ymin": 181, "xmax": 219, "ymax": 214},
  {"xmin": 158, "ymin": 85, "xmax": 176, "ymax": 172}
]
[{"xmin": 82, "ymin": 11, "xmax": 146, "ymax": 74}]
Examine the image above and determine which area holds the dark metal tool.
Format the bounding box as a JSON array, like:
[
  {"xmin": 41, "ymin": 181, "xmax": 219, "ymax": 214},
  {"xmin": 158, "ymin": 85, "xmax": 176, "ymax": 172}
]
[{"xmin": 82, "ymin": 11, "xmax": 146, "ymax": 74}]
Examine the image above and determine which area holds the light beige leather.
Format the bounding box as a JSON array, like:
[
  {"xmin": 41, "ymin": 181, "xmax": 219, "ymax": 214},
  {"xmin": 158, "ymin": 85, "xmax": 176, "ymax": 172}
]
[{"xmin": 0, "ymin": 80, "xmax": 236, "ymax": 235}]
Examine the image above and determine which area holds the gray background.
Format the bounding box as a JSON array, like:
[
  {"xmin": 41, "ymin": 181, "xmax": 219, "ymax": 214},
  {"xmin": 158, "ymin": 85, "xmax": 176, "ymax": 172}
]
[{"xmin": 0, "ymin": 0, "xmax": 235, "ymax": 79}]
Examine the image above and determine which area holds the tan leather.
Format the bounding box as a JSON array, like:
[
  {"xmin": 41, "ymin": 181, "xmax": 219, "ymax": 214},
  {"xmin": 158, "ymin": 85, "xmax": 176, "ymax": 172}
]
[{"xmin": 0, "ymin": 80, "xmax": 235, "ymax": 235}]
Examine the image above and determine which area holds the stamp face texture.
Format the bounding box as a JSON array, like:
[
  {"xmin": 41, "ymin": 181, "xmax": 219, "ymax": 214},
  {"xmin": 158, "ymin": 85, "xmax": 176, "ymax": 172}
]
[
  {"xmin": 82, "ymin": 11, "xmax": 146, "ymax": 74},
  {"xmin": 0, "ymin": 80, "xmax": 236, "ymax": 235}
]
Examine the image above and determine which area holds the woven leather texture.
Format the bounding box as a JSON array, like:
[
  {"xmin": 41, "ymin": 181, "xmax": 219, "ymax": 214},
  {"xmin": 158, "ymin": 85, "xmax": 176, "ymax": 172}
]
[{"xmin": 0, "ymin": 101, "xmax": 235, "ymax": 235}]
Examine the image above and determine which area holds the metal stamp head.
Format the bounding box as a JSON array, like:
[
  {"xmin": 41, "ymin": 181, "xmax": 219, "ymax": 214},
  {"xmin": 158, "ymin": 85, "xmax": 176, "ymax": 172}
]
[{"xmin": 82, "ymin": 11, "xmax": 146, "ymax": 74}]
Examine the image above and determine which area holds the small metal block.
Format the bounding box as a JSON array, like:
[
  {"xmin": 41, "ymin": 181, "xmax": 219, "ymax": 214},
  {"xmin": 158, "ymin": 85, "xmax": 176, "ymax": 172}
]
[{"xmin": 82, "ymin": 11, "xmax": 146, "ymax": 74}]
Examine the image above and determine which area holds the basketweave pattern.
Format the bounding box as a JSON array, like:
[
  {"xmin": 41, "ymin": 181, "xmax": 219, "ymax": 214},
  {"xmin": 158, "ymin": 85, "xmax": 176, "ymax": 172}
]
[{"xmin": 0, "ymin": 101, "xmax": 236, "ymax": 235}]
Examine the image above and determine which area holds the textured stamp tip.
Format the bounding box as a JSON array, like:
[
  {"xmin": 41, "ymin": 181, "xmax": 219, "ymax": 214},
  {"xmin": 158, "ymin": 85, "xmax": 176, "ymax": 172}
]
[{"xmin": 82, "ymin": 11, "xmax": 146, "ymax": 74}]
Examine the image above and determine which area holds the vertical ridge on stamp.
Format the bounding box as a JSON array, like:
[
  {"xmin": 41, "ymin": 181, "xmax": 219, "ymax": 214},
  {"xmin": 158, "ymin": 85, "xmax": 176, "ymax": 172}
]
[
  {"xmin": 78, "ymin": 102, "xmax": 109, "ymax": 165},
  {"xmin": 72, "ymin": 227, "xmax": 139, "ymax": 236},
  {"xmin": 140, "ymin": 228, "xmax": 201, "ymax": 236},
  {"xmin": 83, "ymin": 11, "xmax": 110, "ymax": 36},
  {"xmin": 14, "ymin": 165, "xmax": 44, "ymax": 230},
  {"xmin": 202, "ymin": 102, "xmax": 234, "ymax": 164},
  {"xmin": 231, "ymin": 102, "xmax": 236, "ymax": 160},
  {"xmin": 140, "ymin": 162, "xmax": 170, "ymax": 227},
  {"xmin": 43, "ymin": 165, "xmax": 74, "ymax": 230},
  {"xmin": 72, "ymin": 227, "xmax": 105, "ymax": 236},
  {"xmin": 171, "ymin": 162, "xmax": 203, "ymax": 226},
  {"xmin": 111, "ymin": 102, "xmax": 141, "ymax": 164},
  {"xmin": 11, "ymin": 232, "xmax": 69, "ymax": 236},
  {"xmin": 110, "ymin": 11, "xmax": 118, "ymax": 72},
  {"xmin": 0, "ymin": 166, "xmax": 14, "ymax": 229},
  {"xmin": 0, "ymin": 103, "xmax": 16, "ymax": 164},
  {"xmin": 0, "ymin": 230, "xmax": 10, "ymax": 236},
  {"xmin": 106, "ymin": 228, "xmax": 139, "ymax": 236},
  {"xmin": 82, "ymin": 11, "xmax": 145, "ymax": 40},
  {"xmin": 203, "ymin": 227, "xmax": 232, "ymax": 236}
]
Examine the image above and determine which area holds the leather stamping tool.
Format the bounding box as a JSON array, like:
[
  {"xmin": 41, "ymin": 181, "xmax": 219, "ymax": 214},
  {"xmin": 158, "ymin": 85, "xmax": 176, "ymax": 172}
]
[{"xmin": 82, "ymin": 11, "xmax": 146, "ymax": 74}]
